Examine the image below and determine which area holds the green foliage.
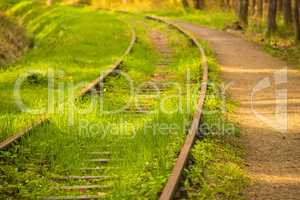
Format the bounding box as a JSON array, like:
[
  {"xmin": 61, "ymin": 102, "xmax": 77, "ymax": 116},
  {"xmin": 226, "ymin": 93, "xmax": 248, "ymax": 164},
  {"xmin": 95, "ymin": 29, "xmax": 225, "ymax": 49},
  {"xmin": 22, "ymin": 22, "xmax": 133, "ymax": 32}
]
[
  {"xmin": 183, "ymin": 41, "xmax": 247, "ymax": 199},
  {"xmin": 24, "ymin": 72, "xmax": 48, "ymax": 86},
  {"xmin": 246, "ymin": 19, "xmax": 300, "ymax": 67},
  {"xmin": 185, "ymin": 139, "xmax": 247, "ymax": 200},
  {"xmin": 246, "ymin": 17, "xmax": 300, "ymax": 68},
  {"xmin": 0, "ymin": 0, "xmax": 19, "ymax": 11},
  {"xmin": 156, "ymin": 9, "xmax": 236, "ymax": 30}
]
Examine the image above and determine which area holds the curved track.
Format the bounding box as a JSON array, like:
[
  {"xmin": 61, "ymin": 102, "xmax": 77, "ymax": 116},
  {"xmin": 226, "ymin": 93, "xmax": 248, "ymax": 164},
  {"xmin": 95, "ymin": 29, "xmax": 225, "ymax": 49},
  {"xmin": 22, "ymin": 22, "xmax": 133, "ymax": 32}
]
[
  {"xmin": 1, "ymin": 13, "xmax": 208, "ymax": 200},
  {"xmin": 176, "ymin": 20, "xmax": 300, "ymax": 199},
  {"xmin": 0, "ymin": 22, "xmax": 136, "ymax": 150},
  {"xmin": 145, "ymin": 16, "xmax": 209, "ymax": 200}
]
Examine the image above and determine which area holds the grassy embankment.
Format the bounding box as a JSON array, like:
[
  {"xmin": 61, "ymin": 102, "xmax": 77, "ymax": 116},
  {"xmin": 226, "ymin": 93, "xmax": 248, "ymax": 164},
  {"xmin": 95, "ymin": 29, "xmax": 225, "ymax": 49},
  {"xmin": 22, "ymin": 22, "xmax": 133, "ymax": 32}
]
[
  {"xmin": 0, "ymin": 6, "xmax": 202, "ymax": 200},
  {"xmin": 0, "ymin": 1, "xmax": 131, "ymax": 141}
]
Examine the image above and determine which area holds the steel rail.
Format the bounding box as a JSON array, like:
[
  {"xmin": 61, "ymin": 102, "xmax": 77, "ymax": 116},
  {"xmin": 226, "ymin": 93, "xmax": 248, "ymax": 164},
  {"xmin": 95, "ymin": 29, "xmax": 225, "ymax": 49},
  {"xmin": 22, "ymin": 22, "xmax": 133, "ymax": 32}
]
[
  {"xmin": 0, "ymin": 23, "xmax": 136, "ymax": 150},
  {"xmin": 145, "ymin": 15, "xmax": 208, "ymax": 200}
]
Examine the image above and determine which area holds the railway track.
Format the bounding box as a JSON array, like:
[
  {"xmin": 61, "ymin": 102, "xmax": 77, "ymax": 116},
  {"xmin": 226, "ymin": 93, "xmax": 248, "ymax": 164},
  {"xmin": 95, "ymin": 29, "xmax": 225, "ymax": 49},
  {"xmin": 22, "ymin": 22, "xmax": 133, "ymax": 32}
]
[
  {"xmin": 1, "ymin": 13, "xmax": 208, "ymax": 200},
  {"xmin": 40, "ymin": 17, "xmax": 179, "ymax": 199},
  {"xmin": 145, "ymin": 16, "xmax": 208, "ymax": 200},
  {"xmin": 0, "ymin": 21, "xmax": 136, "ymax": 150},
  {"xmin": 42, "ymin": 15, "xmax": 208, "ymax": 200},
  {"xmin": 0, "ymin": 18, "xmax": 136, "ymax": 199}
]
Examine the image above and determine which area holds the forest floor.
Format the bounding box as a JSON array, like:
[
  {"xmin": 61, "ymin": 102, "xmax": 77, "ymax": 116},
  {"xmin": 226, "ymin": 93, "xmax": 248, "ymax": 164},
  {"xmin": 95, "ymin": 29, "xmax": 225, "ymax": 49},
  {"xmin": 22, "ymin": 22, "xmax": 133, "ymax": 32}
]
[{"xmin": 175, "ymin": 21, "xmax": 300, "ymax": 199}]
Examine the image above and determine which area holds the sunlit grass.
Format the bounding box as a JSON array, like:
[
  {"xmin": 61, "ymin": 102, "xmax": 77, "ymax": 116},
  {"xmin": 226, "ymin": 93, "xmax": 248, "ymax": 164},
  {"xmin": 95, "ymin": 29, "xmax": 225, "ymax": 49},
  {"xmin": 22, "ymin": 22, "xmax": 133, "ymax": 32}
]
[
  {"xmin": 0, "ymin": 12, "xmax": 202, "ymax": 199},
  {"xmin": 182, "ymin": 40, "xmax": 247, "ymax": 199},
  {"xmin": 154, "ymin": 9, "xmax": 236, "ymax": 30},
  {"xmin": 0, "ymin": 1, "xmax": 131, "ymax": 141}
]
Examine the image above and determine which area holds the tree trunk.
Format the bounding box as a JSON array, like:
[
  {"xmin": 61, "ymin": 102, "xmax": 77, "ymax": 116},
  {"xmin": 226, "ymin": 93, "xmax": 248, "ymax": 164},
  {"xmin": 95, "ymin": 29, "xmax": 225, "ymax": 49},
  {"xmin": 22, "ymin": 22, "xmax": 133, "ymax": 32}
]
[
  {"xmin": 182, "ymin": 0, "xmax": 189, "ymax": 9},
  {"xmin": 239, "ymin": 0, "xmax": 249, "ymax": 27},
  {"xmin": 256, "ymin": 0, "xmax": 263, "ymax": 17},
  {"xmin": 225, "ymin": 0, "xmax": 231, "ymax": 9},
  {"xmin": 277, "ymin": 0, "xmax": 283, "ymax": 13},
  {"xmin": 235, "ymin": 0, "xmax": 240, "ymax": 16},
  {"xmin": 251, "ymin": 0, "xmax": 256, "ymax": 15},
  {"xmin": 294, "ymin": 0, "xmax": 300, "ymax": 41},
  {"xmin": 195, "ymin": 0, "xmax": 205, "ymax": 9},
  {"xmin": 263, "ymin": 0, "xmax": 268, "ymax": 19},
  {"xmin": 267, "ymin": 0, "xmax": 277, "ymax": 34},
  {"xmin": 283, "ymin": 0, "xmax": 293, "ymax": 27}
]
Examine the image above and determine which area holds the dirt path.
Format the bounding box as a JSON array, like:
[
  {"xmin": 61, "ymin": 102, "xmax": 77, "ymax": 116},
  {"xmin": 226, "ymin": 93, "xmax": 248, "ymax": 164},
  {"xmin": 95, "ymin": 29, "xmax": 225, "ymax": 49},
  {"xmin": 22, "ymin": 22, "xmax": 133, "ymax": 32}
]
[{"xmin": 175, "ymin": 22, "xmax": 300, "ymax": 199}]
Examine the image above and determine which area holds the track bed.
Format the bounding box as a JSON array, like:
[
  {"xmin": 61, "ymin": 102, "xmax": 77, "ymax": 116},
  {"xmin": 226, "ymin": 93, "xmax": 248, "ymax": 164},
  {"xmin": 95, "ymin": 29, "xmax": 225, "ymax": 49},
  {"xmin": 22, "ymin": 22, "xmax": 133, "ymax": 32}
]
[{"xmin": 0, "ymin": 13, "xmax": 202, "ymax": 199}]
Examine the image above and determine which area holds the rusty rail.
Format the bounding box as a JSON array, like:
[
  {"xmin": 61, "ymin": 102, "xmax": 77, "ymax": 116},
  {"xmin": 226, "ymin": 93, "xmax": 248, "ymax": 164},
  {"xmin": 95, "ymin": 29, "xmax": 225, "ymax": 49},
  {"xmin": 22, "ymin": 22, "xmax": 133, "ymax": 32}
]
[
  {"xmin": 145, "ymin": 15, "xmax": 208, "ymax": 200},
  {"xmin": 0, "ymin": 23, "xmax": 136, "ymax": 150},
  {"xmin": 78, "ymin": 23, "xmax": 136, "ymax": 96}
]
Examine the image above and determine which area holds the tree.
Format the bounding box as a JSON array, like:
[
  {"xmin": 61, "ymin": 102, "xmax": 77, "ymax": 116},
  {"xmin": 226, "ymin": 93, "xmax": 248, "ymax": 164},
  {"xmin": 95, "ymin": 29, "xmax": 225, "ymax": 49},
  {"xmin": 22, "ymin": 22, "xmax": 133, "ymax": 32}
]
[
  {"xmin": 238, "ymin": 0, "xmax": 249, "ymax": 27},
  {"xmin": 283, "ymin": 0, "xmax": 293, "ymax": 27},
  {"xmin": 181, "ymin": 0, "xmax": 189, "ymax": 9},
  {"xmin": 294, "ymin": 0, "xmax": 300, "ymax": 41},
  {"xmin": 194, "ymin": 0, "xmax": 205, "ymax": 9},
  {"xmin": 251, "ymin": 0, "xmax": 256, "ymax": 15},
  {"xmin": 267, "ymin": 0, "xmax": 277, "ymax": 34},
  {"xmin": 256, "ymin": 0, "xmax": 263, "ymax": 17},
  {"xmin": 277, "ymin": 0, "xmax": 283, "ymax": 13}
]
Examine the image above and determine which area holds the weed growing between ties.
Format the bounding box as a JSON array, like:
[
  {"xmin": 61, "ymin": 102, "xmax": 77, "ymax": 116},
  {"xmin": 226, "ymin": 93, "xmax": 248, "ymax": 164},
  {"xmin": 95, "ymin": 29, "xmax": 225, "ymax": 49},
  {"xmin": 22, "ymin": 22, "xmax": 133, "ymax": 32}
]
[{"xmin": 183, "ymin": 42, "xmax": 248, "ymax": 200}]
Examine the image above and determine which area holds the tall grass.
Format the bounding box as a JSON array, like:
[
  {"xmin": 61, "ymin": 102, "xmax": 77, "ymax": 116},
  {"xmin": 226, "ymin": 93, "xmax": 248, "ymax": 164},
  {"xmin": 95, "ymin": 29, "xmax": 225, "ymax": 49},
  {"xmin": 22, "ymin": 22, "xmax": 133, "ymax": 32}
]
[
  {"xmin": 183, "ymin": 41, "xmax": 248, "ymax": 199},
  {"xmin": 0, "ymin": 1, "xmax": 131, "ymax": 141},
  {"xmin": 0, "ymin": 13, "xmax": 202, "ymax": 199}
]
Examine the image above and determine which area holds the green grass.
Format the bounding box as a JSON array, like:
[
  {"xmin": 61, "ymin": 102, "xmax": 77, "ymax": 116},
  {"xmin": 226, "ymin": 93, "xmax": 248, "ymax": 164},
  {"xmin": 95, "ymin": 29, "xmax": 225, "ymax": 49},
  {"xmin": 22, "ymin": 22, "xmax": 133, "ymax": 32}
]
[
  {"xmin": 154, "ymin": 9, "xmax": 236, "ymax": 30},
  {"xmin": 0, "ymin": 11, "xmax": 202, "ymax": 199},
  {"xmin": 246, "ymin": 17, "xmax": 300, "ymax": 68},
  {"xmin": 0, "ymin": 4, "xmax": 248, "ymax": 199},
  {"xmin": 185, "ymin": 138, "xmax": 247, "ymax": 199},
  {"xmin": 0, "ymin": 1, "xmax": 131, "ymax": 141},
  {"xmin": 0, "ymin": 0, "xmax": 18, "ymax": 11},
  {"xmin": 161, "ymin": 8, "xmax": 300, "ymax": 69},
  {"xmin": 182, "ymin": 42, "xmax": 248, "ymax": 199}
]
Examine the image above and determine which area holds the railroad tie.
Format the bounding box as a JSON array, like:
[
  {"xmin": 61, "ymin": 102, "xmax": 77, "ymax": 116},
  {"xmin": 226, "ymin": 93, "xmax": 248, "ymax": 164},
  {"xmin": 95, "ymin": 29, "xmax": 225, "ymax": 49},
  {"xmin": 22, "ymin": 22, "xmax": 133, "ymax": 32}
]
[
  {"xmin": 43, "ymin": 194, "xmax": 106, "ymax": 200},
  {"xmin": 57, "ymin": 185, "xmax": 112, "ymax": 191},
  {"xmin": 57, "ymin": 176, "xmax": 115, "ymax": 181},
  {"xmin": 88, "ymin": 152, "xmax": 111, "ymax": 156},
  {"xmin": 86, "ymin": 159, "xmax": 110, "ymax": 163},
  {"xmin": 80, "ymin": 166, "xmax": 119, "ymax": 172}
]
